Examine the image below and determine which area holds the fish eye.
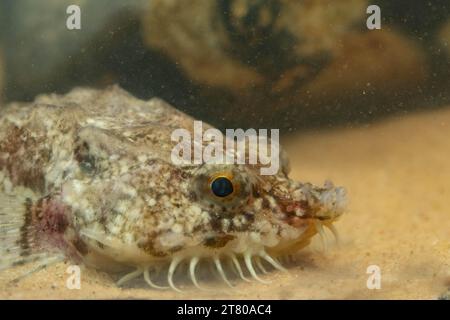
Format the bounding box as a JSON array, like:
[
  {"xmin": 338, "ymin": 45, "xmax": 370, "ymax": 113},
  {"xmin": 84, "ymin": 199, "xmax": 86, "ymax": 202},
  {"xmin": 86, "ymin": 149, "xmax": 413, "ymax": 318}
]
[
  {"xmin": 211, "ymin": 176, "xmax": 234, "ymax": 197},
  {"xmin": 193, "ymin": 167, "xmax": 248, "ymax": 207}
]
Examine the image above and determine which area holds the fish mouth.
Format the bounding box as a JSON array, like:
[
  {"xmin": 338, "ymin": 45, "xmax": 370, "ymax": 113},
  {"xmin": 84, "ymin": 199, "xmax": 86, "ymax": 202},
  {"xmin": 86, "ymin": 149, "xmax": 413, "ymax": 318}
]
[
  {"xmin": 314, "ymin": 184, "xmax": 347, "ymax": 219},
  {"xmin": 282, "ymin": 181, "xmax": 348, "ymax": 222},
  {"xmin": 269, "ymin": 181, "xmax": 346, "ymax": 255}
]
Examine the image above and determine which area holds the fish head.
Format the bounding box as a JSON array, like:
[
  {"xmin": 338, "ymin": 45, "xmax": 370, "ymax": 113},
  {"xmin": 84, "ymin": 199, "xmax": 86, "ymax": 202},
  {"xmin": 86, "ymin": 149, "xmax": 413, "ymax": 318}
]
[
  {"xmin": 185, "ymin": 162, "xmax": 347, "ymax": 258},
  {"xmin": 66, "ymin": 158, "xmax": 345, "ymax": 267},
  {"xmin": 62, "ymin": 116, "xmax": 346, "ymax": 271}
]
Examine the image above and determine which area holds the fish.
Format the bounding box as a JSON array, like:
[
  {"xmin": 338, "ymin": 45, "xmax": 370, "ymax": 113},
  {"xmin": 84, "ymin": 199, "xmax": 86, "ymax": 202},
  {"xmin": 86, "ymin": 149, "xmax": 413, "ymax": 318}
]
[{"xmin": 0, "ymin": 85, "xmax": 347, "ymax": 290}]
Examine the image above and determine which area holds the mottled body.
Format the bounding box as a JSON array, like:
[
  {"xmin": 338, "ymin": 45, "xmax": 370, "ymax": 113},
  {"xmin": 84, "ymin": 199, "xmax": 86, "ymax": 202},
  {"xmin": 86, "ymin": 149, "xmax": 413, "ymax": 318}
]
[{"xmin": 0, "ymin": 86, "xmax": 346, "ymax": 289}]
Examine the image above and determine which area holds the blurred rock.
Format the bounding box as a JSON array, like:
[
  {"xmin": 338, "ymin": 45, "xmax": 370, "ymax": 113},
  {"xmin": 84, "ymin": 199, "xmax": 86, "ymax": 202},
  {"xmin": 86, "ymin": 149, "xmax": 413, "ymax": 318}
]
[
  {"xmin": 142, "ymin": 0, "xmax": 429, "ymax": 129},
  {"xmin": 144, "ymin": 0, "xmax": 263, "ymax": 91},
  {"xmin": 439, "ymin": 20, "xmax": 450, "ymax": 56},
  {"xmin": 143, "ymin": 0, "xmax": 367, "ymax": 92}
]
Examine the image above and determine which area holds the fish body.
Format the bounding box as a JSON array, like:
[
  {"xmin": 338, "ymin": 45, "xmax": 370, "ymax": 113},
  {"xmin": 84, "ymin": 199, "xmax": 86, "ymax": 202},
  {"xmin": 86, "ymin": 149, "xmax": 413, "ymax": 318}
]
[{"xmin": 0, "ymin": 86, "xmax": 346, "ymax": 289}]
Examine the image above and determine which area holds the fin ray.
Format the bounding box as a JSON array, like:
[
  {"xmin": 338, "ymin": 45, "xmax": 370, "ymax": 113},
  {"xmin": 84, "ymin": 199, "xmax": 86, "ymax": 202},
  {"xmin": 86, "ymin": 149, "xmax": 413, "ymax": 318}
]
[{"xmin": 0, "ymin": 193, "xmax": 63, "ymax": 273}]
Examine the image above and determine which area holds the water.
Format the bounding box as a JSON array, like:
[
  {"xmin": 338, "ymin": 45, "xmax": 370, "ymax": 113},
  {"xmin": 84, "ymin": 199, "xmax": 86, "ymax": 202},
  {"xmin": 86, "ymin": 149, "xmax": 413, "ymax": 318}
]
[{"xmin": 0, "ymin": 0, "xmax": 449, "ymax": 299}]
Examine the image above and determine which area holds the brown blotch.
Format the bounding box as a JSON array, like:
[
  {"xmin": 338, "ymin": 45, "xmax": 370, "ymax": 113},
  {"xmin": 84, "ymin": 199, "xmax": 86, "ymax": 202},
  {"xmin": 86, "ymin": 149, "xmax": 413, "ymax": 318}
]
[
  {"xmin": 170, "ymin": 167, "xmax": 191, "ymax": 181},
  {"xmin": 209, "ymin": 213, "xmax": 223, "ymax": 231},
  {"xmin": 204, "ymin": 234, "xmax": 235, "ymax": 248},
  {"xmin": 243, "ymin": 212, "xmax": 255, "ymax": 223},
  {"xmin": 137, "ymin": 239, "xmax": 168, "ymax": 258},
  {"xmin": 287, "ymin": 216, "xmax": 309, "ymax": 228},
  {"xmin": 72, "ymin": 238, "xmax": 89, "ymax": 256},
  {"xmin": 18, "ymin": 198, "xmax": 33, "ymax": 251},
  {"xmin": 74, "ymin": 141, "xmax": 89, "ymax": 163},
  {"xmin": 0, "ymin": 126, "xmax": 23, "ymax": 154},
  {"xmin": 188, "ymin": 191, "xmax": 198, "ymax": 202},
  {"xmin": 33, "ymin": 196, "xmax": 69, "ymax": 235},
  {"xmin": 252, "ymin": 184, "xmax": 263, "ymax": 198},
  {"xmin": 168, "ymin": 245, "xmax": 183, "ymax": 253},
  {"xmin": 262, "ymin": 197, "xmax": 271, "ymax": 209},
  {"xmin": 0, "ymin": 125, "xmax": 49, "ymax": 192}
]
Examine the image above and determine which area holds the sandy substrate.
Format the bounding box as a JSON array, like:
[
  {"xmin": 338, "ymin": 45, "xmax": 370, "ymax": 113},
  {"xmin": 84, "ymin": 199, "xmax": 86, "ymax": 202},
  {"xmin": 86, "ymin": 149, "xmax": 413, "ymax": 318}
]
[{"xmin": 0, "ymin": 107, "xmax": 449, "ymax": 299}]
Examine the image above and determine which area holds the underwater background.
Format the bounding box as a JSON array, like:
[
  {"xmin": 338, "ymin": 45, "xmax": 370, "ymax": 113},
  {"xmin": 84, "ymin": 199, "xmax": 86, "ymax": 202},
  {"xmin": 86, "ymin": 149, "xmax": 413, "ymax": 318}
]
[{"xmin": 0, "ymin": 0, "xmax": 449, "ymax": 299}]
